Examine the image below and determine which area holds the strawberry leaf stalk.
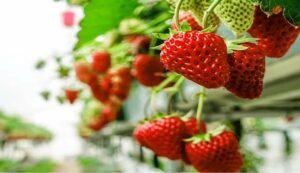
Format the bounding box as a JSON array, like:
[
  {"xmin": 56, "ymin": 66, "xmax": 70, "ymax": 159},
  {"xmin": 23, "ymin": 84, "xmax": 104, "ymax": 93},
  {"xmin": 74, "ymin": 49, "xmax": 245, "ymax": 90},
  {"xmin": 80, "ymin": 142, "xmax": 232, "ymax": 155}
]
[
  {"xmin": 190, "ymin": 0, "xmax": 220, "ymax": 31},
  {"xmin": 195, "ymin": 86, "xmax": 206, "ymax": 130},
  {"xmin": 202, "ymin": 0, "xmax": 222, "ymax": 28}
]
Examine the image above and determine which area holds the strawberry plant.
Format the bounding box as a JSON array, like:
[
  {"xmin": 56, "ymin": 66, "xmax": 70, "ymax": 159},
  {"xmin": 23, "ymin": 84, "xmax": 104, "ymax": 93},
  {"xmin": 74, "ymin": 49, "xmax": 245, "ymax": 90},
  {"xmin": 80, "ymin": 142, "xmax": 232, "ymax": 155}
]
[{"xmin": 37, "ymin": 0, "xmax": 300, "ymax": 172}]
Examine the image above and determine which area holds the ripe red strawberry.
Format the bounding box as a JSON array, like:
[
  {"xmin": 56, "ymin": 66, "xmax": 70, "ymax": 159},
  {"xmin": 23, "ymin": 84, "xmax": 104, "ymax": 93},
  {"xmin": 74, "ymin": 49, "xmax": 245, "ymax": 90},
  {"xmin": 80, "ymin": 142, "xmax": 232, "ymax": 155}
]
[
  {"xmin": 133, "ymin": 54, "xmax": 165, "ymax": 87},
  {"xmin": 160, "ymin": 31, "xmax": 229, "ymax": 88},
  {"xmin": 185, "ymin": 131, "xmax": 243, "ymax": 172},
  {"xmin": 101, "ymin": 67, "xmax": 133, "ymax": 101},
  {"xmin": 248, "ymin": 7, "xmax": 300, "ymax": 58},
  {"xmin": 134, "ymin": 116, "xmax": 187, "ymax": 160},
  {"xmin": 74, "ymin": 62, "xmax": 98, "ymax": 86},
  {"xmin": 126, "ymin": 35, "xmax": 151, "ymax": 54},
  {"xmin": 225, "ymin": 42, "xmax": 265, "ymax": 99},
  {"xmin": 91, "ymin": 51, "xmax": 111, "ymax": 73},
  {"xmin": 90, "ymin": 83, "xmax": 110, "ymax": 103},
  {"xmin": 88, "ymin": 116, "xmax": 107, "ymax": 131},
  {"xmin": 184, "ymin": 118, "xmax": 207, "ymax": 136},
  {"xmin": 65, "ymin": 89, "xmax": 79, "ymax": 104},
  {"xmin": 88, "ymin": 102, "xmax": 119, "ymax": 131},
  {"xmin": 171, "ymin": 12, "xmax": 203, "ymax": 31},
  {"xmin": 110, "ymin": 67, "xmax": 133, "ymax": 100},
  {"xmin": 101, "ymin": 106, "xmax": 117, "ymax": 122}
]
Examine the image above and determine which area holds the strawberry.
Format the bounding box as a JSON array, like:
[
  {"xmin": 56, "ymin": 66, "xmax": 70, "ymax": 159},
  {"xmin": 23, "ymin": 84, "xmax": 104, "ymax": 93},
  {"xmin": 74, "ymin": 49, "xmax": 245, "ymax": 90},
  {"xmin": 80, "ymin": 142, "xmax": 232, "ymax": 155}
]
[
  {"xmin": 134, "ymin": 116, "xmax": 187, "ymax": 160},
  {"xmin": 90, "ymin": 83, "xmax": 110, "ymax": 103},
  {"xmin": 191, "ymin": 0, "xmax": 220, "ymax": 30},
  {"xmin": 133, "ymin": 54, "xmax": 165, "ymax": 87},
  {"xmin": 101, "ymin": 105, "xmax": 118, "ymax": 122},
  {"xmin": 171, "ymin": 11, "xmax": 203, "ymax": 31},
  {"xmin": 126, "ymin": 35, "xmax": 151, "ymax": 54},
  {"xmin": 185, "ymin": 131, "xmax": 243, "ymax": 172},
  {"xmin": 225, "ymin": 42, "xmax": 265, "ymax": 99},
  {"xmin": 184, "ymin": 118, "xmax": 207, "ymax": 136},
  {"xmin": 160, "ymin": 31, "xmax": 229, "ymax": 88},
  {"xmin": 248, "ymin": 7, "xmax": 300, "ymax": 58},
  {"xmin": 101, "ymin": 67, "xmax": 133, "ymax": 101},
  {"xmin": 65, "ymin": 89, "xmax": 79, "ymax": 104},
  {"xmin": 91, "ymin": 51, "xmax": 111, "ymax": 73},
  {"xmin": 214, "ymin": 0, "xmax": 255, "ymax": 35},
  {"xmin": 88, "ymin": 116, "xmax": 107, "ymax": 131},
  {"xmin": 166, "ymin": 0, "xmax": 194, "ymax": 11},
  {"xmin": 74, "ymin": 62, "xmax": 98, "ymax": 86},
  {"xmin": 88, "ymin": 102, "xmax": 120, "ymax": 131}
]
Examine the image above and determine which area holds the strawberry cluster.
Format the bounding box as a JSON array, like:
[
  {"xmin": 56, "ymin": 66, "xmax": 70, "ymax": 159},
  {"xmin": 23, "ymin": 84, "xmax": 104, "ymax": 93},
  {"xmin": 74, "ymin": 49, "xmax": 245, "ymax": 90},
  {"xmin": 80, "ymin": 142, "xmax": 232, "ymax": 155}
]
[
  {"xmin": 134, "ymin": 116, "xmax": 243, "ymax": 172},
  {"xmin": 161, "ymin": 30, "xmax": 266, "ymax": 99},
  {"xmin": 74, "ymin": 36, "xmax": 170, "ymax": 131},
  {"xmin": 161, "ymin": 5, "xmax": 299, "ymax": 99},
  {"xmin": 74, "ymin": 51, "xmax": 129, "ymax": 131}
]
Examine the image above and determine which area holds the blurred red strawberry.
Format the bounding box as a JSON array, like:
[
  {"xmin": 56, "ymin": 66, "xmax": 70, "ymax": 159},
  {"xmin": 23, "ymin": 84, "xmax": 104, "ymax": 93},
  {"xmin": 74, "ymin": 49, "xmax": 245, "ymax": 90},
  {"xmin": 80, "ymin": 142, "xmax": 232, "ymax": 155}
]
[
  {"xmin": 74, "ymin": 62, "xmax": 98, "ymax": 86},
  {"xmin": 133, "ymin": 54, "xmax": 165, "ymax": 87},
  {"xmin": 126, "ymin": 35, "xmax": 151, "ymax": 54},
  {"xmin": 65, "ymin": 89, "xmax": 79, "ymax": 104},
  {"xmin": 91, "ymin": 51, "xmax": 111, "ymax": 73}
]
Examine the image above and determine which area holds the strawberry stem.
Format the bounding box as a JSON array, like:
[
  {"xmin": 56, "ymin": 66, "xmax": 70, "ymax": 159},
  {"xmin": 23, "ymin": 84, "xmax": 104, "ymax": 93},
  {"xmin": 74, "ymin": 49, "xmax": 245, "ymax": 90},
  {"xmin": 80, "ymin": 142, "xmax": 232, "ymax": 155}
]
[
  {"xmin": 202, "ymin": 0, "xmax": 222, "ymax": 28},
  {"xmin": 149, "ymin": 37, "xmax": 157, "ymax": 56},
  {"xmin": 173, "ymin": 76, "xmax": 185, "ymax": 89},
  {"xmin": 196, "ymin": 86, "xmax": 206, "ymax": 129},
  {"xmin": 174, "ymin": 0, "xmax": 184, "ymax": 31},
  {"xmin": 150, "ymin": 91, "xmax": 159, "ymax": 115},
  {"xmin": 152, "ymin": 73, "xmax": 179, "ymax": 94}
]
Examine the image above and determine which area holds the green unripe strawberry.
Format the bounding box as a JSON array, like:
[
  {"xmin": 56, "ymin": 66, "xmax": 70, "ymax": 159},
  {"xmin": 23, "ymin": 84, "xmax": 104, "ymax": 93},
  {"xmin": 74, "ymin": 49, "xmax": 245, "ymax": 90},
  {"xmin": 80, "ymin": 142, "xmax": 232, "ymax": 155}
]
[
  {"xmin": 166, "ymin": 0, "xmax": 194, "ymax": 11},
  {"xmin": 191, "ymin": 0, "xmax": 220, "ymax": 30},
  {"xmin": 214, "ymin": 0, "xmax": 255, "ymax": 35}
]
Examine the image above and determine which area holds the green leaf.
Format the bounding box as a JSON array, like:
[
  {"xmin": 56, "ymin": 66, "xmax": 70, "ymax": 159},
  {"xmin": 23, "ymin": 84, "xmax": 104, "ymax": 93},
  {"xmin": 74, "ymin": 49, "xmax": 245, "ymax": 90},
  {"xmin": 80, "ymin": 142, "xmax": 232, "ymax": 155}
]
[
  {"xmin": 75, "ymin": 0, "xmax": 139, "ymax": 50},
  {"xmin": 56, "ymin": 96, "xmax": 65, "ymax": 104},
  {"xmin": 40, "ymin": 91, "xmax": 51, "ymax": 101},
  {"xmin": 260, "ymin": 0, "xmax": 300, "ymax": 26},
  {"xmin": 35, "ymin": 60, "xmax": 46, "ymax": 70},
  {"xmin": 56, "ymin": 65, "xmax": 70, "ymax": 78},
  {"xmin": 152, "ymin": 33, "xmax": 170, "ymax": 40},
  {"xmin": 150, "ymin": 44, "xmax": 163, "ymax": 50},
  {"xmin": 180, "ymin": 21, "xmax": 192, "ymax": 32}
]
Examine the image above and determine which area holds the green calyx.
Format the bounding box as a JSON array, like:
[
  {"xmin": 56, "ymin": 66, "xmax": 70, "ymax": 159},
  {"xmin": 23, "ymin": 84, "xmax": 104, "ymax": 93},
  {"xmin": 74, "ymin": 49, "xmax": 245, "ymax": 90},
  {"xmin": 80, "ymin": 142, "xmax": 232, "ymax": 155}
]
[
  {"xmin": 185, "ymin": 125, "xmax": 226, "ymax": 143},
  {"xmin": 226, "ymin": 37, "xmax": 257, "ymax": 53},
  {"xmin": 139, "ymin": 112, "xmax": 179, "ymax": 124}
]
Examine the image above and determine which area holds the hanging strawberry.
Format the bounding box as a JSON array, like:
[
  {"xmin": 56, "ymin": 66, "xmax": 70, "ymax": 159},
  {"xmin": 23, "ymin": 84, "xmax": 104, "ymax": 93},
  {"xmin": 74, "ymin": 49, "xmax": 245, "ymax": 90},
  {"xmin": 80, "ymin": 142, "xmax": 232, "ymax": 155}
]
[
  {"xmin": 225, "ymin": 42, "xmax": 266, "ymax": 99},
  {"xmin": 134, "ymin": 116, "xmax": 187, "ymax": 160},
  {"xmin": 133, "ymin": 54, "xmax": 166, "ymax": 87},
  {"xmin": 214, "ymin": 0, "xmax": 255, "ymax": 35},
  {"xmin": 160, "ymin": 31, "xmax": 229, "ymax": 88},
  {"xmin": 248, "ymin": 7, "xmax": 300, "ymax": 58},
  {"xmin": 185, "ymin": 130, "xmax": 243, "ymax": 172}
]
